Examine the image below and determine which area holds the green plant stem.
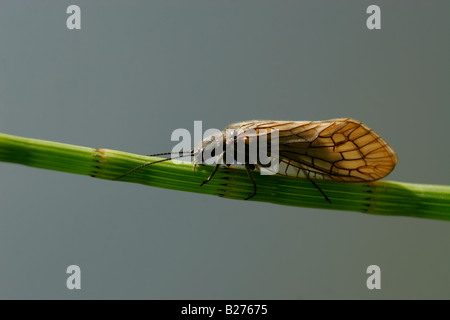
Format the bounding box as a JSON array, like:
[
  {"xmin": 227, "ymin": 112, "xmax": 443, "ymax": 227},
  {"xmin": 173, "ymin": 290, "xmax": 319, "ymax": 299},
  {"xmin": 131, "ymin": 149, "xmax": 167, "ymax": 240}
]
[{"xmin": 0, "ymin": 132, "xmax": 449, "ymax": 220}]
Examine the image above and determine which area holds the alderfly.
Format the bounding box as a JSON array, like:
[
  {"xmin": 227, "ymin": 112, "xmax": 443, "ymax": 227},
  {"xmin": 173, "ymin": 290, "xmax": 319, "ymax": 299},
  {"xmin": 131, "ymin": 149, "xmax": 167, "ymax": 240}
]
[{"xmin": 116, "ymin": 118, "xmax": 398, "ymax": 203}]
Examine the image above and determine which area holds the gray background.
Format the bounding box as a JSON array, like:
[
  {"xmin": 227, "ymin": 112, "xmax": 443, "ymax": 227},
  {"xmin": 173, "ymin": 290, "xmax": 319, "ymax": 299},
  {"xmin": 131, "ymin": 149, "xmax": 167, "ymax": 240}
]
[{"xmin": 0, "ymin": 1, "xmax": 449, "ymax": 299}]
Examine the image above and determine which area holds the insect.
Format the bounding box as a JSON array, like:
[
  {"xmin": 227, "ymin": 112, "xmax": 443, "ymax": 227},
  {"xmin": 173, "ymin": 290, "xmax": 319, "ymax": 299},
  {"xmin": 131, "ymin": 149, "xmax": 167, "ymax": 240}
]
[{"xmin": 117, "ymin": 118, "xmax": 398, "ymax": 203}]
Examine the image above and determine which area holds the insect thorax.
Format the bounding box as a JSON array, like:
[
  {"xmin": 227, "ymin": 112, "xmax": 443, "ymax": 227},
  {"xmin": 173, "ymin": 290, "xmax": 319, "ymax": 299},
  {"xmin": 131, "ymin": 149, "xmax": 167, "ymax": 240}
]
[{"xmin": 194, "ymin": 127, "xmax": 278, "ymax": 170}]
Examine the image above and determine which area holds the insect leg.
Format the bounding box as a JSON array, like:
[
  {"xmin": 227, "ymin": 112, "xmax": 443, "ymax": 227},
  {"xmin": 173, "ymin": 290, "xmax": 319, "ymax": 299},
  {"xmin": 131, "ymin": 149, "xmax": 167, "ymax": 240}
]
[
  {"xmin": 309, "ymin": 179, "xmax": 332, "ymax": 204},
  {"xmin": 200, "ymin": 164, "xmax": 221, "ymax": 186},
  {"xmin": 244, "ymin": 164, "xmax": 257, "ymax": 200}
]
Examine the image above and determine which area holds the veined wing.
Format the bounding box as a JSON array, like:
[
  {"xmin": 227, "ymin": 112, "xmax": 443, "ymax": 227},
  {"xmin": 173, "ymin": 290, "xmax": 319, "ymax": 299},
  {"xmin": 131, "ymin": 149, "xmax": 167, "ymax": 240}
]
[{"xmin": 227, "ymin": 118, "xmax": 398, "ymax": 181}]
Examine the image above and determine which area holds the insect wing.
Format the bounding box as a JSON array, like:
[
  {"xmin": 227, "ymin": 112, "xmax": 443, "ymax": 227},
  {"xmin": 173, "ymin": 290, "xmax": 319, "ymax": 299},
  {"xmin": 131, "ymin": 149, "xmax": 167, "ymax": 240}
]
[{"xmin": 227, "ymin": 119, "xmax": 398, "ymax": 181}]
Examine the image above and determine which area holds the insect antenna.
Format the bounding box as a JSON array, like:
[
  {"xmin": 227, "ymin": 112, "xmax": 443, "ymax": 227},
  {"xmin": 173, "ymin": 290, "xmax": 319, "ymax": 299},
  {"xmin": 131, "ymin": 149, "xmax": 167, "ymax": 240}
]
[
  {"xmin": 115, "ymin": 151, "xmax": 194, "ymax": 180},
  {"xmin": 146, "ymin": 152, "xmax": 186, "ymax": 157}
]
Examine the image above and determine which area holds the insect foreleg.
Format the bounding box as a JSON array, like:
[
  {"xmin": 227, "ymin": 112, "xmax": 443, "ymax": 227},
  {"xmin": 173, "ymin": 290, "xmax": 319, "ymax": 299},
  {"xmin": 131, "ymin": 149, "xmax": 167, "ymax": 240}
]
[
  {"xmin": 200, "ymin": 164, "xmax": 221, "ymax": 186},
  {"xmin": 244, "ymin": 164, "xmax": 257, "ymax": 200}
]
